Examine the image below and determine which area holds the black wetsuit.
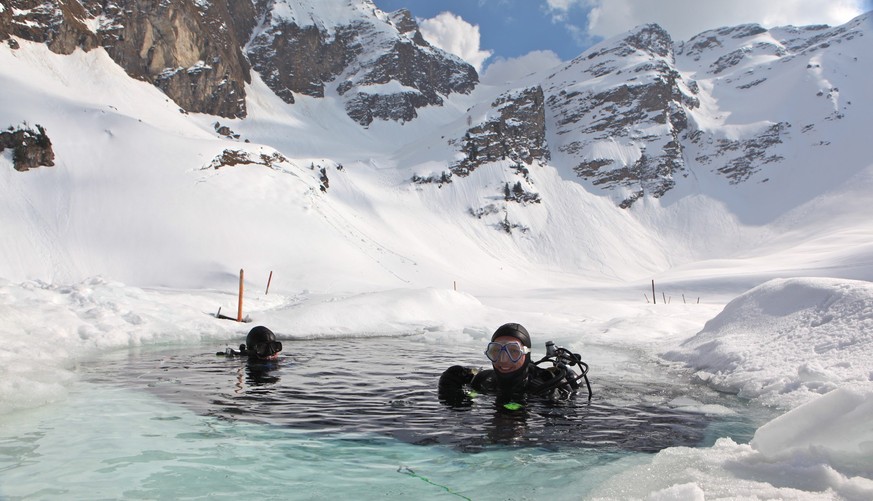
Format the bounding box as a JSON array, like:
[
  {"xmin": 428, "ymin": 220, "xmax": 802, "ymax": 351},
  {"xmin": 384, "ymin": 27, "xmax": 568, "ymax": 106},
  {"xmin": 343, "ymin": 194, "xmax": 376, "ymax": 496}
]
[{"xmin": 439, "ymin": 363, "xmax": 576, "ymax": 405}]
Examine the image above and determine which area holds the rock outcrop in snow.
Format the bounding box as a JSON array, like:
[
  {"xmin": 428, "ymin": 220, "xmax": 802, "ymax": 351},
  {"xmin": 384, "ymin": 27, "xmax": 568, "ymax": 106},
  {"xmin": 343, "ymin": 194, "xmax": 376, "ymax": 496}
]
[
  {"xmin": 0, "ymin": 124, "xmax": 55, "ymax": 171},
  {"xmin": 451, "ymin": 85, "xmax": 549, "ymax": 177}
]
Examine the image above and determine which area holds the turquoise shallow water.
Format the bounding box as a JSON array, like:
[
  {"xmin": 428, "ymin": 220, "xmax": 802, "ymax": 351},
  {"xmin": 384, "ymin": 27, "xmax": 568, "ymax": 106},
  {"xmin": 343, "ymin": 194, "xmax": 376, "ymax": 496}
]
[{"xmin": 0, "ymin": 337, "xmax": 764, "ymax": 499}]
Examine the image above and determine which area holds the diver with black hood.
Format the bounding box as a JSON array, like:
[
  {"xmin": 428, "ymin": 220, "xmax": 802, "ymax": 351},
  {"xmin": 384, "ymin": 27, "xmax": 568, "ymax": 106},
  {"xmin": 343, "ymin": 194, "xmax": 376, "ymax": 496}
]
[
  {"xmin": 439, "ymin": 323, "xmax": 591, "ymax": 406},
  {"xmin": 217, "ymin": 325, "xmax": 283, "ymax": 361}
]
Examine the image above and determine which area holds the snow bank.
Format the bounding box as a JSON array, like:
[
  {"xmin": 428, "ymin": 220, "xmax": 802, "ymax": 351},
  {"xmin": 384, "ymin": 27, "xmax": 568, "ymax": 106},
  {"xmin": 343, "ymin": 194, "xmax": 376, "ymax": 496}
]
[
  {"xmin": 752, "ymin": 383, "xmax": 873, "ymax": 459},
  {"xmin": 0, "ymin": 277, "xmax": 229, "ymax": 413},
  {"xmin": 592, "ymin": 382, "xmax": 873, "ymax": 500},
  {"xmin": 586, "ymin": 277, "xmax": 873, "ymax": 499},
  {"xmin": 663, "ymin": 277, "xmax": 873, "ymax": 409}
]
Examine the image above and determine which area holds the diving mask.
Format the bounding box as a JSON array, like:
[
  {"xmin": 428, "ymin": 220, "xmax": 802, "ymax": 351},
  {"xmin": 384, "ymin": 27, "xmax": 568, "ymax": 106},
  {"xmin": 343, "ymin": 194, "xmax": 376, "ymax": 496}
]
[
  {"xmin": 485, "ymin": 341, "xmax": 530, "ymax": 363},
  {"xmin": 250, "ymin": 340, "xmax": 282, "ymax": 358}
]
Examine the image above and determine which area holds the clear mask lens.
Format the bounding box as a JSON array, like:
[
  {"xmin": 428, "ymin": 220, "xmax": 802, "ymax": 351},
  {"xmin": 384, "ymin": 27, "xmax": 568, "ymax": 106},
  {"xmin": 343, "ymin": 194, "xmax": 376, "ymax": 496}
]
[{"xmin": 485, "ymin": 342, "xmax": 528, "ymax": 362}]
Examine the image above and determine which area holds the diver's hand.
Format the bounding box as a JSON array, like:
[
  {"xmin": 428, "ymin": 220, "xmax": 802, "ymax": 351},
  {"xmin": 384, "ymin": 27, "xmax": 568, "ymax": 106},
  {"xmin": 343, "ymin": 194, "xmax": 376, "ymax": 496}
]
[{"xmin": 439, "ymin": 365, "xmax": 477, "ymax": 390}]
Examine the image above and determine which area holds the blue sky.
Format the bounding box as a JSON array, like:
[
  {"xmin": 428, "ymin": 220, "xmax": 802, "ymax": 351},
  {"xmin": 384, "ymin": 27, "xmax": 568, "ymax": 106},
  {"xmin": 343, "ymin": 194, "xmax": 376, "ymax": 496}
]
[
  {"xmin": 374, "ymin": 0, "xmax": 594, "ymax": 61},
  {"xmin": 372, "ymin": 0, "xmax": 871, "ymax": 82}
]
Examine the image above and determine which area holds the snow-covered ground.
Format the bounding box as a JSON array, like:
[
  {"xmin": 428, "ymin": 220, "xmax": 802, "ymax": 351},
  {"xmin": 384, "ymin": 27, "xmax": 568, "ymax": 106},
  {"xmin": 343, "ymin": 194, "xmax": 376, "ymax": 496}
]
[{"xmin": 1, "ymin": 34, "xmax": 872, "ymax": 499}]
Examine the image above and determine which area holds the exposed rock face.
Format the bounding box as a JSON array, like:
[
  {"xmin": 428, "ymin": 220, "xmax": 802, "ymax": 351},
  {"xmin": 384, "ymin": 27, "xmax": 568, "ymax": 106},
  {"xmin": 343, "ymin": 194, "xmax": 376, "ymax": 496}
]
[
  {"xmin": 1, "ymin": 124, "xmax": 55, "ymax": 171},
  {"xmin": 545, "ymin": 24, "xmax": 696, "ymax": 208},
  {"xmin": 341, "ymin": 38, "xmax": 478, "ymax": 126},
  {"xmin": 248, "ymin": 3, "xmax": 478, "ymax": 126},
  {"xmin": 451, "ymin": 86, "xmax": 549, "ymax": 177},
  {"xmin": 0, "ymin": 5, "xmax": 11, "ymax": 43},
  {"xmin": 248, "ymin": 21, "xmax": 356, "ymax": 103},
  {"xmin": 3, "ymin": 0, "xmax": 476, "ymax": 124},
  {"xmin": 2, "ymin": 0, "xmax": 251, "ymax": 118},
  {"xmin": 434, "ymin": 87, "xmax": 547, "ymax": 232},
  {"xmin": 679, "ymin": 24, "xmax": 768, "ymax": 62},
  {"xmin": 205, "ymin": 148, "xmax": 334, "ymax": 193},
  {"xmin": 690, "ymin": 122, "xmax": 789, "ymax": 184},
  {"xmin": 206, "ymin": 149, "xmax": 288, "ymax": 170},
  {"xmin": 93, "ymin": 0, "xmax": 252, "ymax": 118},
  {"xmin": 0, "ymin": 0, "xmax": 98, "ymax": 54}
]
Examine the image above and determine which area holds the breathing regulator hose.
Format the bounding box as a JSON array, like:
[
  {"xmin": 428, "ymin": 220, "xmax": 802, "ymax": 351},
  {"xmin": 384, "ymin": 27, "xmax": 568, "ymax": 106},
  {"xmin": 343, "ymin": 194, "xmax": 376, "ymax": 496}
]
[{"xmin": 533, "ymin": 341, "xmax": 592, "ymax": 400}]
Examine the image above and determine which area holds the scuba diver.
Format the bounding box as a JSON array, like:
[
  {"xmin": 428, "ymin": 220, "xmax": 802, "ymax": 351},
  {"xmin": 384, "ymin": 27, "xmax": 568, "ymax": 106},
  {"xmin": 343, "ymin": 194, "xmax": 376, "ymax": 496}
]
[
  {"xmin": 217, "ymin": 325, "xmax": 284, "ymax": 388},
  {"xmin": 439, "ymin": 323, "xmax": 591, "ymax": 406},
  {"xmin": 217, "ymin": 325, "xmax": 283, "ymax": 361}
]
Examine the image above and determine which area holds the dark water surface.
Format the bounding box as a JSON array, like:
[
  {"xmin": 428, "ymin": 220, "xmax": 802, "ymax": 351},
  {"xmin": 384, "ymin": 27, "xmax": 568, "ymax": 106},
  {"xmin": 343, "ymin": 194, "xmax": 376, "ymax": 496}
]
[{"xmin": 81, "ymin": 336, "xmax": 754, "ymax": 454}]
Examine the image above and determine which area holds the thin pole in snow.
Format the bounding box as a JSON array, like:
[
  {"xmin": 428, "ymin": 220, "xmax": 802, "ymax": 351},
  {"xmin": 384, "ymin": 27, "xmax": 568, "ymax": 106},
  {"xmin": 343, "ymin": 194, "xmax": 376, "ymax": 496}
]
[
  {"xmin": 652, "ymin": 280, "xmax": 656, "ymax": 304},
  {"xmin": 265, "ymin": 271, "xmax": 273, "ymax": 295},
  {"xmin": 237, "ymin": 269, "xmax": 244, "ymax": 322}
]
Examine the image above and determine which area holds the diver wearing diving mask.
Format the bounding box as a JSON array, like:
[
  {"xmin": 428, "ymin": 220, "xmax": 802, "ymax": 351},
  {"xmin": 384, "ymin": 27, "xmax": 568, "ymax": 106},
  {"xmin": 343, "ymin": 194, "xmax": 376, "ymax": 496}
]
[{"xmin": 439, "ymin": 323, "xmax": 591, "ymax": 405}]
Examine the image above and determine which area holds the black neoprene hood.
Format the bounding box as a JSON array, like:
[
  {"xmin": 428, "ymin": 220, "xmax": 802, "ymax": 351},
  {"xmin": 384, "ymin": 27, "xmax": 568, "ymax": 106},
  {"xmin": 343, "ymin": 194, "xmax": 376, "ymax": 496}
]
[
  {"xmin": 490, "ymin": 323, "xmax": 531, "ymax": 348},
  {"xmin": 246, "ymin": 326, "xmax": 276, "ymax": 347}
]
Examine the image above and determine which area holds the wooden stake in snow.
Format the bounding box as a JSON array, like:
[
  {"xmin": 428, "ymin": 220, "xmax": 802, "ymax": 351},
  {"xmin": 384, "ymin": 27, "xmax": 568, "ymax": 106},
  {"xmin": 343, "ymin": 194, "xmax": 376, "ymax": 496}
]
[
  {"xmin": 237, "ymin": 269, "xmax": 244, "ymax": 322},
  {"xmin": 652, "ymin": 280, "xmax": 656, "ymax": 304},
  {"xmin": 265, "ymin": 271, "xmax": 273, "ymax": 295}
]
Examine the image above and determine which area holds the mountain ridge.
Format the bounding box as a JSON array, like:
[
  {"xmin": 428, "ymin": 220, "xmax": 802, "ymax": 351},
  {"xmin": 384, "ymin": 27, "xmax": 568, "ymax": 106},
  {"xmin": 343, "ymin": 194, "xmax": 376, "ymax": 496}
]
[{"xmin": 1, "ymin": 2, "xmax": 871, "ymax": 291}]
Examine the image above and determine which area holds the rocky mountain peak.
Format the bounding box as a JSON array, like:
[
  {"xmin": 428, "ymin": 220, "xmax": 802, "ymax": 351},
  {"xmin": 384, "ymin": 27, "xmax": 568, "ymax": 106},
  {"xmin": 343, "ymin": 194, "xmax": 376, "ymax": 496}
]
[
  {"xmin": 582, "ymin": 23, "xmax": 674, "ymax": 63},
  {"xmin": 542, "ymin": 12, "xmax": 869, "ymax": 210},
  {"xmin": 1, "ymin": 0, "xmax": 476, "ymax": 124},
  {"xmin": 623, "ymin": 23, "xmax": 674, "ymax": 58},
  {"xmin": 544, "ymin": 23, "xmax": 696, "ymax": 207},
  {"xmin": 387, "ymin": 8, "xmax": 418, "ymax": 35},
  {"xmin": 249, "ymin": 0, "xmax": 477, "ymax": 126}
]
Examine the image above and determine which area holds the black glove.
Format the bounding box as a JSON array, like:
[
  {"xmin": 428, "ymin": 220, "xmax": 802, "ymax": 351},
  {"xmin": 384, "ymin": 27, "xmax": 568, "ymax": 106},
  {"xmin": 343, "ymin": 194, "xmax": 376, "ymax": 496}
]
[{"xmin": 439, "ymin": 365, "xmax": 476, "ymax": 391}]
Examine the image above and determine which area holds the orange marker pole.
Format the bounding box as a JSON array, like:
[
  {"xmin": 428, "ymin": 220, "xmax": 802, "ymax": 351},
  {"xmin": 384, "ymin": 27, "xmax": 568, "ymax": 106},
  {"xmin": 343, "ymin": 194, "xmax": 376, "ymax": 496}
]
[{"xmin": 237, "ymin": 269, "xmax": 244, "ymax": 322}]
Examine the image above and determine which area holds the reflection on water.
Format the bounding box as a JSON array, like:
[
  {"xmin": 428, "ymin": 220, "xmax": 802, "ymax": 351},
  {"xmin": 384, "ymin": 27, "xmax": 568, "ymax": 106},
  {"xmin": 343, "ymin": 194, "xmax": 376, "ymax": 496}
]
[{"xmin": 82, "ymin": 337, "xmax": 749, "ymax": 453}]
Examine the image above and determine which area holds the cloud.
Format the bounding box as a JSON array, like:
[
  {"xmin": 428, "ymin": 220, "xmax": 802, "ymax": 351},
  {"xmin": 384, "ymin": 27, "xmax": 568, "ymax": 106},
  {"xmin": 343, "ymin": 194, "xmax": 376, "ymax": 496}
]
[
  {"xmin": 419, "ymin": 12, "xmax": 493, "ymax": 73},
  {"xmin": 480, "ymin": 50, "xmax": 564, "ymax": 85},
  {"xmin": 545, "ymin": 0, "xmax": 581, "ymax": 11},
  {"xmin": 545, "ymin": 0, "xmax": 867, "ymax": 42}
]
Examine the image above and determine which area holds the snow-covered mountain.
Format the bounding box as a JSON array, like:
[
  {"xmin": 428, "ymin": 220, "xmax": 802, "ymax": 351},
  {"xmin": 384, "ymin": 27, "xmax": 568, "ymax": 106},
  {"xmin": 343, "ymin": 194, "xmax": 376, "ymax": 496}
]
[
  {"xmin": 0, "ymin": 1, "xmax": 871, "ymax": 293},
  {"xmin": 0, "ymin": 0, "xmax": 477, "ymax": 122}
]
